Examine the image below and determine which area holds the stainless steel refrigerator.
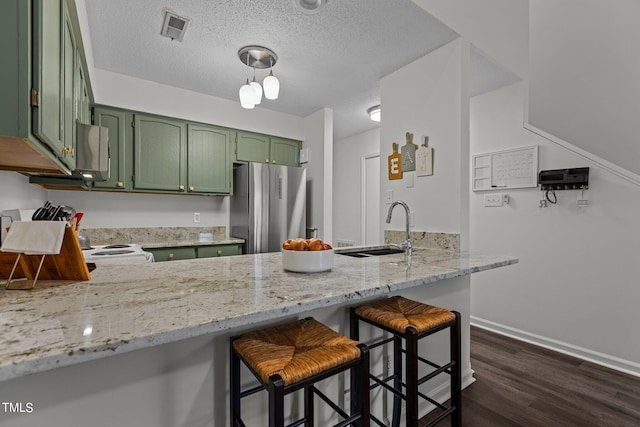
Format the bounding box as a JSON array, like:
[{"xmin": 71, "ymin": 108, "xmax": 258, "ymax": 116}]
[{"xmin": 230, "ymin": 163, "xmax": 306, "ymax": 254}]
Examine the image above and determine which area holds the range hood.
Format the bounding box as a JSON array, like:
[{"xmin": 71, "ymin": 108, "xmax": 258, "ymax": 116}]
[{"xmin": 74, "ymin": 122, "xmax": 110, "ymax": 181}]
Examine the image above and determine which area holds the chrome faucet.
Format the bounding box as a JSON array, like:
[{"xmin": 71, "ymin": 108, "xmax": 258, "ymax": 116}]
[{"xmin": 386, "ymin": 200, "xmax": 412, "ymax": 256}]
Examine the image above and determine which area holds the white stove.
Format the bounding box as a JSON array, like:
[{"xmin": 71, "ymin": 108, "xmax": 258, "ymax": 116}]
[{"xmin": 83, "ymin": 244, "xmax": 154, "ymax": 264}]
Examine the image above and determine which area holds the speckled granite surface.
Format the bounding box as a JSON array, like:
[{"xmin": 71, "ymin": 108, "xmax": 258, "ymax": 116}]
[
  {"xmin": 0, "ymin": 248, "xmax": 517, "ymax": 382},
  {"xmin": 82, "ymin": 226, "xmax": 233, "ymax": 245},
  {"xmin": 385, "ymin": 230, "xmax": 460, "ymax": 251}
]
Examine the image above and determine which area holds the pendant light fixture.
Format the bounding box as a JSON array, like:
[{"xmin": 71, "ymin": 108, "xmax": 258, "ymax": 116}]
[{"xmin": 238, "ymin": 46, "xmax": 279, "ymax": 109}]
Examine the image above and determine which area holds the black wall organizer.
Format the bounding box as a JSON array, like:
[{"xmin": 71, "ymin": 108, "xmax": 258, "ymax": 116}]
[{"xmin": 538, "ymin": 167, "xmax": 589, "ymax": 190}]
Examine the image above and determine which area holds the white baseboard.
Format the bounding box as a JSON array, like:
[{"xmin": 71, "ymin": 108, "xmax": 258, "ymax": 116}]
[{"xmin": 471, "ymin": 316, "xmax": 640, "ymax": 377}]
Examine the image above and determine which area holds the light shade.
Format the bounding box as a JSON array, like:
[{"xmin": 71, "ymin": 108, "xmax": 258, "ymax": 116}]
[
  {"xmin": 367, "ymin": 105, "xmax": 381, "ymax": 122},
  {"xmin": 250, "ymin": 79, "xmax": 263, "ymax": 104},
  {"xmin": 263, "ymin": 70, "xmax": 280, "ymax": 100},
  {"xmin": 239, "ymin": 79, "xmax": 256, "ymax": 109}
]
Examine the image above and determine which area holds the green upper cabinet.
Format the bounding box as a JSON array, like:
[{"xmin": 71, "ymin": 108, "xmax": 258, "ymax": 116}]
[
  {"xmin": 235, "ymin": 131, "xmax": 270, "ymax": 164},
  {"xmin": 270, "ymin": 137, "xmax": 301, "ymax": 166},
  {"xmin": 92, "ymin": 106, "xmax": 127, "ymax": 190},
  {"xmin": 188, "ymin": 124, "xmax": 231, "ymax": 194},
  {"xmin": 61, "ymin": 4, "xmax": 76, "ymax": 169},
  {"xmin": 235, "ymin": 131, "xmax": 301, "ymax": 166},
  {"xmin": 0, "ymin": 0, "xmax": 92, "ymax": 175},
  {"xmin": 31, "ymin": 0, "xmax": 65, "ymax": 161},
  {"xmin": 133, "ymin": 114, "xmax": 187, "ymax": 192}
]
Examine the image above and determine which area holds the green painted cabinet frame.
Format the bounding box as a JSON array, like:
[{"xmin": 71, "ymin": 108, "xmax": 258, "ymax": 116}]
[
  {"xmin": 133, "ymin": 114, "xmax": 187, "ymax": 192},
  {"xmin": 235, "ymin": 131, "xmax": 301, "ymax": 166},
  {"xmin": 0, "ymin": 0, "xmax": 91, "ymax": 175},
  {"xmin": 92, "ymin": 106, "xmax": 128, "ymax": 190},
  {"xmin": 187, "ymin": 124, "xmax": 232, "ymax": 194},
  {"xmin": 144, "ymin": 244, "xmax": 242, "ymax": 262}
]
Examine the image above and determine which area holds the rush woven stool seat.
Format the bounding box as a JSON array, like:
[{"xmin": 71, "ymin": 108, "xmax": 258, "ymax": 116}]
[
  {"xmin": 350, "ymin": 296, "xmax": 461, "ymax": 427},
  {"xmin": 231, "ymin": 317, "xmax": 370, "ymax": 426}
]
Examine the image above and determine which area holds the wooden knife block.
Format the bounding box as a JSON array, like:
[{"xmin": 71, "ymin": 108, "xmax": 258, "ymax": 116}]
[{"xmin": 1, "ymin": 227, "xmax": 90, "ymax": 288}]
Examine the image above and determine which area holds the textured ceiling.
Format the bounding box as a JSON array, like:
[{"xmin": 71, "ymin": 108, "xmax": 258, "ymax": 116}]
[{"xmin": 83, "ymin": 0, "xmax": 515, "ymax": 141}]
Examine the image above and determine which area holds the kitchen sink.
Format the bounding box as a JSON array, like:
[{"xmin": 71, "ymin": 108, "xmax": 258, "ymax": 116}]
[{"xmin": 335, "ymin": 246, "xmax": 405, "ymax": 258}]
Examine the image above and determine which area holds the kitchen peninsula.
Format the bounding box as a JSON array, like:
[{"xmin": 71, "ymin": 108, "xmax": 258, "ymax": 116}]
[{"xmin": 0, "ymin": 247, "xmax": 516, "ymax": 426}]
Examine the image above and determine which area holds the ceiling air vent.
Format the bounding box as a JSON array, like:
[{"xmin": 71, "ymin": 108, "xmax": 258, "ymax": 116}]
[{"xmin": 160, "ymin": 11, "xmax": 190, "ymax": 42}]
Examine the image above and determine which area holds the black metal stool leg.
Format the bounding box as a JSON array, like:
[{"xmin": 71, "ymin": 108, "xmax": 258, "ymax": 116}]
[
  {"xmin": 230, "ymin": 340, "xmax": 242, "ymax": 427},
  {"xmin": 405, "ymin": 327, "xmax": 419, "ymax": 426},
  {"xmin": 450, "ymin": 312, "xmax": 462, "ymax": 427},
  {"xmin": 391, "ymin": 334, "xmax": 402, "ymax": 427},
  {"xmin": 353, "ymin": 343, "xmax": 370, "ymax": 427},
  {"xmin": 304, "ymin": 384, "xmax": 314, "ymax": 426},
  {"xmin": 268, "ymin": 376, "xmax": 285, "ymax": 427}
]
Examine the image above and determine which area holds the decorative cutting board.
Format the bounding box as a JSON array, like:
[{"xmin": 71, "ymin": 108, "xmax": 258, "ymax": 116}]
[
  {"xmin": 400, "ymin": 132, "xmax": 416, "ymax": 172},
  {"xmin": 388, "ymin": 142, "xmax": 403, "ymax": 180},
  {"xmin": 416, "ymin": 136, "xmax": 434, "ymax": 176}
]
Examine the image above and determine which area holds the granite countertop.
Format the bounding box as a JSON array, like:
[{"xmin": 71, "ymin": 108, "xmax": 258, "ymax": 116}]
[{"xmin": 0, "ymin": 248, "xmax": 517, "ymax": 382}]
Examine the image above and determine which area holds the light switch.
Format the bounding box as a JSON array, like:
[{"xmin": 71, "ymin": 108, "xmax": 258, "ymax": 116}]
[{"xmin": 405, "ymin": 173, "xmax": 414, "ymax": 188}]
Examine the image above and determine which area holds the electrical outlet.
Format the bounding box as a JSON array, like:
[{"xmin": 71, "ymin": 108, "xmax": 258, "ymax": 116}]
[
  {"xmin": 484, "ymin": 193, "xmax": 506, "ymax": 207},
  {"xmin": 385, "ymin": 190, "xmax": 393, "ymax": 204},
  {"xmin": 193, "ymin": 212, "xmax": 201, "ymax": 223}
]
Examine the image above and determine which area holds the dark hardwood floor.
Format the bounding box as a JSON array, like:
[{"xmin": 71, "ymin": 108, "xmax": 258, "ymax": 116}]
[{"xmin": 420, "ymin": 326, "xmax": 640, "ymax": 426}]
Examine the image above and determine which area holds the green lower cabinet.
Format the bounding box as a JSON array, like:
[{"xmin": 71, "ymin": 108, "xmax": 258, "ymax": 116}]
[
  {"xmin": 197, "ymin": 244, "xmax": 241, "ymax": 258},
  {"xmin": 145, "ymin": 247, "xmax": 196, "ymax": 262},
  {"xmin": 145, "ymin": 244, "xmax": 241, "ymax": 262}
]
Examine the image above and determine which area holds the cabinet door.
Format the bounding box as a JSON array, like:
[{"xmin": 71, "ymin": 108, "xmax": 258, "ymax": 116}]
[
  {"xmin": 145, "ymin": 247, "xmax": 195, "ymax": 262},
  {"xmin": 32, "ymin": 0, "xmax": 65, "ymax": 159},
  {"xmin": 236, "ymin": 131, "xmax": 270, "ymax": 163},
  {"xmin": 133, "ymin": 114, "xmax": 186, "ymax": 192},
  {"xmin": 75, "ymin": 55, "xmax": 90, "ymax": 126},
  {"xmin": 61, "ymin": 6, "xmax": 76, "ymax": 168},
  {"xmin": 270, "ymin": 137, "xmax": 301, "ymax": 166},
  {"xmin": 188, "ymin": 124, "xmax": 231, "ymax": 194},
  {"xmin": 197, "ymin": 244, "xmax": 242, "ymax": 258},
  {"xmin": 93, "ymin": 107, "xmax": 127, "ymax": 190}
]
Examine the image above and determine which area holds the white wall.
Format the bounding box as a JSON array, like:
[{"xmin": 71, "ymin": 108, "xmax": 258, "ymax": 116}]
[
  {"xmin": 412, "ymin": 0, "xmax": 529, "ymax": 80},
  {"xmin": 303, "ymin": 108, "xmax": 333, "ymax": 243},
  {"xmin": 46, "ymin": 190, "xmax": 228, "ymax": 229},
  {"xmin": 380, "ymin": 38, "xmax": 469, "ymax": 243},
  {"xmin": 333, "ymin": 128, "xmax": 380, "ymax": 246},
  {"xmin": 470, "ymin": 82, "xmax": 640, "ymax": 375},
  {"xmin": 528, "ymin": 0, "xmax": 640, "ymax": 178},
  {"xmin": 0, "ymin": 172, "xmax": 46, "ymax": 242}
]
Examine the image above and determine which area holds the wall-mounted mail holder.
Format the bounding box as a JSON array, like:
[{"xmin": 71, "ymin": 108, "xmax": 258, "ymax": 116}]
[{"xmin": 538, "ymin": 167, "xmax": 589, "ymax": 190}]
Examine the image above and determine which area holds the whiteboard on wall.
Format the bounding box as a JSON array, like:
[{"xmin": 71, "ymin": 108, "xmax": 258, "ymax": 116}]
[{"xmin": 472, "ymin": 145, "xmax": 538, "ymax": 191}]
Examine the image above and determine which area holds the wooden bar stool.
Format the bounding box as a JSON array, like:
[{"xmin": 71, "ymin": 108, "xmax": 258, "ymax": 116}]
[
  {"xmin": 350, "ymin": 296, "xmax": 461, "ymax": 427},
  {"xmin": 231, "ymin": 317, "xmax": 370, "ymax": 427}
]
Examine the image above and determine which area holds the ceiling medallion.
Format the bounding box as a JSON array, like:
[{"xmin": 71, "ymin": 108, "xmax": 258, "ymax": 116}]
[{"xmin": 293, "ymin": 0, "xmax": 328, "ymax": 14}]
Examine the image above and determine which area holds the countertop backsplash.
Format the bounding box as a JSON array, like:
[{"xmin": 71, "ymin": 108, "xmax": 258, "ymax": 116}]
[
  {"xmin": 83, "ymin": 226, "xmax": 229, "ymax": 246},
  {"xmin": 384, "ymin": 230, "xmax": 460, "ymax": 252}
]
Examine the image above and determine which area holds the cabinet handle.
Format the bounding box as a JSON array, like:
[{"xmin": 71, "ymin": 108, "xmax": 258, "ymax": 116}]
[
  {"xmin": 266, "ymin": 159, "xmax": 269, "ymax": 163},
  {"xmin": 64, "ymin": 146, "xmax": 73, "ymax": 154},
  {"xmin": 168, "ymin": 253, "xmax": 174, "ymax": 260},
  {"xmin": 117, "ymin": 181, "xmax": 124, "ymax": 188},
  {"xmin": 189, "ymin": 186, "xmax": 194, "ymax": 191},
  {"xmin": 179, "ymin": 185, "xmax": 185, "ymax": 191},
  {"xmin": 272, "ymin": 160, "xmax": 276, "ymax": 164},
  {"xmin": 217, "ymin": 250, "xmax": 222, "ymax": 256}
]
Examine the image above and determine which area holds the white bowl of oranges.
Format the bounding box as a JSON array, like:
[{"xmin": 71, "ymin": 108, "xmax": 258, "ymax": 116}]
[{"xmin": 281, "ymin": 238, "xmax": 334, "ymax": 273}]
